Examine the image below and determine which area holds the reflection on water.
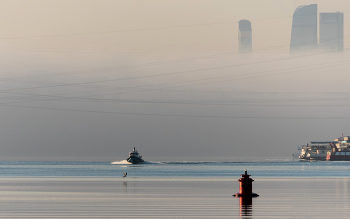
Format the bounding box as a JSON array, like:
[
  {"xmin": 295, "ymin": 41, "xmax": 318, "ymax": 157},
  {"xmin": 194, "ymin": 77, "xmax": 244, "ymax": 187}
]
[
  {"xmin": 335, "ymin": 178, "xmax": 348, "ymax": 199},
  {"xmin": 123, "ymin": 181, "xmax": 128, "ymax": 193},
  {"xmin": 3, "ymin": 178, "xmax": 350, "ymax": 218},
  {"xmin": 238, "ymin": 197, "xmax": 253, "ymax": 219}
]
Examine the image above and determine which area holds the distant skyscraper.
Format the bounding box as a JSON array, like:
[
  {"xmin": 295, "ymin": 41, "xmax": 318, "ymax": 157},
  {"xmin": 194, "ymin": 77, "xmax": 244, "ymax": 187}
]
[
  {"xmin": 319, "ymin": 12, "xmax": 344, "ymax": 51},
  {"xmin": 238, "ymin": 20, "xmax": 252, "ymax": 52},
  {"xmin": 290, "ymin": 4, "xmax": 318, "ymax": 52}
]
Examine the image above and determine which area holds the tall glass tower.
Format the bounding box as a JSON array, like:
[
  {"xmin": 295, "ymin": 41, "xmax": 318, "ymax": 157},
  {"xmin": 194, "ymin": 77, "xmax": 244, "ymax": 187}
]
[
  {"xmin": 290, "ymin": 4, "xmax": 318, "ymax": 52},
  {"xmin": 319, "ymin": 12, "xmax": 344, "ymax": 51},
  {"xmin": 238, "ymin": 20, "xmax": 252, "ymax": 52}
]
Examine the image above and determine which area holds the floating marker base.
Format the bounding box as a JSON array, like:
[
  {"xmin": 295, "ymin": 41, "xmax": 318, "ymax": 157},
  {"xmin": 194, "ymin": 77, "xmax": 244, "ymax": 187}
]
[
  {"xmin": 233, "ymin": 170, "xmax": 259, "ymax": 197},
  {"xmin": 233, "ymin": 193, "xmax": 259, "ymax": 197}
]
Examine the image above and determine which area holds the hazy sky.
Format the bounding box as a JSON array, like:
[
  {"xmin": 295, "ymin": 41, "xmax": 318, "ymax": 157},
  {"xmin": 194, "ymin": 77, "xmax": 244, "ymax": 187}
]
[{"xmin": 1, "ymin": 0, "xmax": 350, "ymax": 161}]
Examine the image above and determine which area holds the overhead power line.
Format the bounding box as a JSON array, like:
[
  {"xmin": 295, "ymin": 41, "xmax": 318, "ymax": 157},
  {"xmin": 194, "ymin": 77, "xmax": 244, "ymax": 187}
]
[
  {"xmin": 1, "ymin": 10, "xmax": 349, "ymax": 40},
  {"xmin": 3, "ymin": 103, "xmax": 350, "ymax": 120}
]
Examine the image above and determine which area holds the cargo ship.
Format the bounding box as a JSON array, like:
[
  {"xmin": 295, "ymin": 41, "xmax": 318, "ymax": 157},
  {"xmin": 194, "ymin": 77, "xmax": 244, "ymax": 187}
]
[{"xmin": 299, "ymin": 134, "xmax": 350, "ymax": 161}]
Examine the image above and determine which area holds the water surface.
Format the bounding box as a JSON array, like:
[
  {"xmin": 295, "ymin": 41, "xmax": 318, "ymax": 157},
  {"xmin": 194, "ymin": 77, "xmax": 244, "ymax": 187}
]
[
  {"xmin": 1, "ymin": 161, "xmax": 350, "ymax": 218},
  {"xmin": 1, "ymin": 160, "xmax": 350, "ymax": 177}
]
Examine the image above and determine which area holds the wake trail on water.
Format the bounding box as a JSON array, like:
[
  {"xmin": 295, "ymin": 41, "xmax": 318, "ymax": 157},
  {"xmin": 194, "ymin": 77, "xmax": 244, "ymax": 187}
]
[
  {"xmin": 110, "ymin": 160, "xmax": 161, "ymax": 165},
  {"xmin": 110, "ymin": 160, "xmax": 130, "ymax": 164},
  {"xmin": 111, "ymin": 160, "xmax": 242, "ymax": 165}
]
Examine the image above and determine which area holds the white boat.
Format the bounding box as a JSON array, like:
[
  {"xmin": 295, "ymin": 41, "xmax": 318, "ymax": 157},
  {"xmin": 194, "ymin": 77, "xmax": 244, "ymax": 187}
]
[
  {"xmin": 298, "ymin": 134, "xmax": 350, "ymax": 161},
  {"xmin": 299, "ymin": 142, "xmax": 332, "ymax": 160}
]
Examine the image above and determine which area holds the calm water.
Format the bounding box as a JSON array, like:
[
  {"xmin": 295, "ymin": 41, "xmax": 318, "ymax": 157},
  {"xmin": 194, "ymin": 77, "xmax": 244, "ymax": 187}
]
[
  {"xmin": 1, "ymin": 161, "xmax": 350, "ymax": 218},
  {"xmin": 1, "ymin": 160, "xmax": 350, "ymax": 177}
]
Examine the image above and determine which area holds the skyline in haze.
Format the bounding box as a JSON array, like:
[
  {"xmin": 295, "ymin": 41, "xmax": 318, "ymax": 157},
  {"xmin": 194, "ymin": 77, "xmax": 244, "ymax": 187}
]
[
  {"xmin": 238, "ymin": 19, "xmax": 252, "ymax": 52},
  {"xmin": 1, "ymin": 1, "xmax": 350, "ymax": 161},
  {"xmin": 290, "ymin": 4, "xmax": 318, "ymax": 52},
  {"xmin": 319, "ymin": 12, "xmax": 344, "ymax": 51}
]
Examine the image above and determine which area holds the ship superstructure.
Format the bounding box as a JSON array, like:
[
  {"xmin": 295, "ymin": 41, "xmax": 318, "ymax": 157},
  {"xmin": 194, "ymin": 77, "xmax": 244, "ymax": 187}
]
[
  {"xmin": 299, "ymin": 142, "xmax": 333, "ymax": 160},
  {"xmin": 326, "ymin": 135, "xmax": 350, "ymax": 161},
  {"xmin": 299, "ymin": 134, "xmax": 350, "ymax": 161}
]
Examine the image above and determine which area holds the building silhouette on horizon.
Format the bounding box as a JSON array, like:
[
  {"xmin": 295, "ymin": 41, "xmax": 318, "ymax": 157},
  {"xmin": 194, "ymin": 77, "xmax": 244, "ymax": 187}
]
[
  {"xmin": 238, "ymin": 20, "xmax": 252, "ymax": 52},
  {"xmin": 290, "ymin": 4, "xmax": 318, "ymax": 52},
  {"xmin": 319, "ymin": 12, "xmax": 344, "ymax": 51}
]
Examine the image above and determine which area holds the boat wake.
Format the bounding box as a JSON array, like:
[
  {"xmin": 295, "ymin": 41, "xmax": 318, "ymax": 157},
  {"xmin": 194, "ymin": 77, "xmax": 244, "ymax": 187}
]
[
  {"xmin": 110, "ymin": 160, "xmax": 131, "ymax": 165},
  {"xmin": 110, "ymin": 160, "xmax": 160, "ymax": 165}
]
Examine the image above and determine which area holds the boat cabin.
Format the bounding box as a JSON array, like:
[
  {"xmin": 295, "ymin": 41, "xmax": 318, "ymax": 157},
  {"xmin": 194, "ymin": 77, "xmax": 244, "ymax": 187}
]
[{"xmin": 129, "ymin": 147, "xmax": 140, "ymax": 157}]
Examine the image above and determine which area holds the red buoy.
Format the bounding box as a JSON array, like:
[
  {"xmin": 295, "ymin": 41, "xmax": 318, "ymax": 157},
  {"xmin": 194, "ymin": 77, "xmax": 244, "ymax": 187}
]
[{"xmin": 234, "ymin": 169, "xmax": 259, "ymax": 197}]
